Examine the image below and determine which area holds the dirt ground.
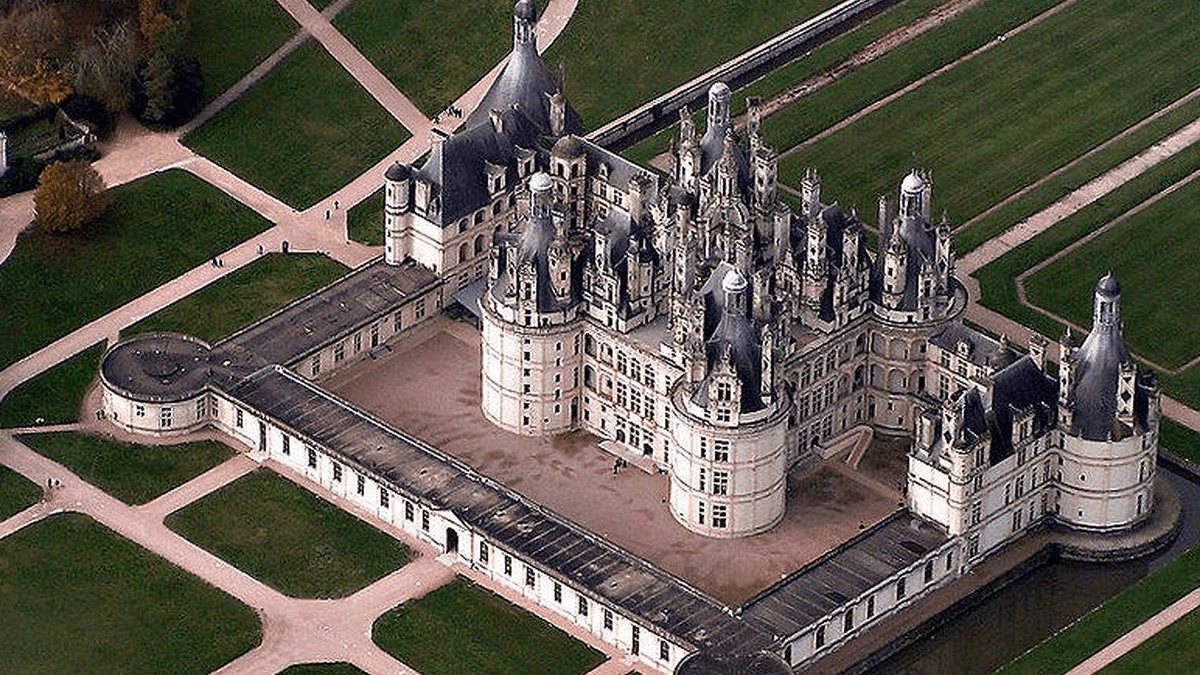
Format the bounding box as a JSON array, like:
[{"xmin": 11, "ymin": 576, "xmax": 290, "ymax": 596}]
[{"xmin": 325, "ymin": 315, "xmax": 909, "ymax": 605}]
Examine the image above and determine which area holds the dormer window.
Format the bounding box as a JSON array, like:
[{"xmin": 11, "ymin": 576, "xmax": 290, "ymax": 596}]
[{"xmin": 716, "ymin": 381, "xmax": 732, "ymax": 401}]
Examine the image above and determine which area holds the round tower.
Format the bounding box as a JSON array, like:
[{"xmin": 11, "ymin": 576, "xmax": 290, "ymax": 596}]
[
  {"xmin": 668, "ymin": 270, "xmax": 788, "ymax": 538},
  {"xmin": 384, "ymin": 162, "xmax": 412, "ymax": 265},
  {"xmin": 1057, "ymin": 274, "xmax": 1158, "ymax": 532},
  {"xmin": 481, "ymin": 173, "xmax": 584, "ymax": 436}
]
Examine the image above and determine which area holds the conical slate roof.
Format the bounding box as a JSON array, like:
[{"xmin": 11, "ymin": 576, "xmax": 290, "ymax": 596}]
[{"xmin": 1071, "ymin": 273, "xmax": 1134, "ymax": 441}]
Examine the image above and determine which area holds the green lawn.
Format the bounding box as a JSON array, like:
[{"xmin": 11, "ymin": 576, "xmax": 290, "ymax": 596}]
[
  {"xmin": 0, "ymin": 513, "xmax": 260, "ymax": 675},
  {"xmin": 125, "ymin": 253, "xmax": 348, "ymax": 342},
  {"xmin": 0, "ymin": 342, "xmax": 105, "ymax": 428},
  {"xmin": 183, "ymin": 41, "xmax": 411, "ymax": 210},
  {"xmin": 166, "ymin": 469, "xmax": 411, "ymax": 598},
  {"xmin": 997, "ymin": 543, "xmax": 1200, "ymax": 675},
  {"xmin": 279, "ymin": 665, "xmax": 367, "ymax": 675},
  {"xmin": 0, "ymin": 464, "xmax": 39, "ymax": 520},
  {"xmin": 1098, "ymin": 606, "xmax": 1200, "ymax": 674},
  {"xmin": 953, "ymin": 92, "xmax": 1200, "ymax": 254},
  {"xmin": 1160, "ymin": 419, "xmax": 1200, "ymax": 465},
  {"xmin": 1024, "ymin": 172, "xmax": 1200, "ymax": 371},
  {"xmin": 18, "ymin": 432, "xmax": 234, "ymax": 505},
  {"xmin": 347, "ymin": 187, "xmax": 384, "ymax": 246},
  {"xmin": 373, "ymin": 576, "xmax": 606, "ymax": 675},
  {"xmin": 778, "ymin": 0, "xmax": 1200, "ymax": 227},
  {"xmin": 189, "ymin": 0, "xmax": 298, "ymax": 103},
  {"xmin": 0, "ymin": 169, "xmax": 272, "ymax": 370},
  {"xmin": 335, "ymin": 0, "xmax": 515, "ymax": 117},
  {"xmin": 544, "ymin": 0, "xmax": 839, "ymax": 129}
]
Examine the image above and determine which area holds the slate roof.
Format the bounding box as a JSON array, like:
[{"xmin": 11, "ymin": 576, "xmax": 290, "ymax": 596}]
[
  {"xmin": 739, "ymin": 511, "xmax": 948, "ymax": 637},
  {"xmin": 1070, "ymin": 274, "xmax": 1137, "ymax": 441},
  {"xmin": 219, "ymin": 365, "xmax": 772, "ymax": 655},
  {"xmin": 214, "ymin": 257, "xmax": 439, "ymax": 369}
]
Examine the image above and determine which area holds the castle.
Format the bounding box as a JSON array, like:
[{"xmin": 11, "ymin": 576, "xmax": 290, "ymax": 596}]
[{"xmin": 96, "ymin": 3, "xmax": 1168, "ymax": 673}]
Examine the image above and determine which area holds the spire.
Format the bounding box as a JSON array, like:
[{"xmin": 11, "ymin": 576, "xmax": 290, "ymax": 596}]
[{"xmin": 513, "ymin": 0, "xmax": 537, "ymax": 50}]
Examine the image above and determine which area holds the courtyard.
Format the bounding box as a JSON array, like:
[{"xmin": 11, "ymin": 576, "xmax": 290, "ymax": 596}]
[{"xmin": 325, "ymin": 314, "xmax": 907, "ymax": 605}]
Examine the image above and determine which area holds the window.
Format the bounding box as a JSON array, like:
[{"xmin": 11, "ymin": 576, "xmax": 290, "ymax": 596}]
[
  {"xmin": 713, "ymin": 440, "xmax": 729, "ymax": 462},
  {"xmin": 354, "ymin": 332, "xmax": 362, "ymax": 352},
  {"xmin": 310, "ymin": 356, "xmax": 320, "ymax": 377},
  {"xmin": 379, "ymin": 488, "xmax": 389, "ymax": 508},
  {"xmin": 235, "ymin": 408, "xmax": 243, "ymax": 427},
  {"xmin": 332, "ymin": 462, "xmax": 342, "ymax": 482},
  {"xmin": 159, "ymin": 406, "xmax": 172, "ymax": 428},
  {"xmin": 136, "ymin": 404, "xmax": 145, "ymax": 418},
  {"xmin": 815, "ymin": 624, "xmax": 826, "ymax": 649},
  {"xmin": 405, "ymin": 501, "xmax": 414, "ymax": 521},
  {"xmin": 716, "ymin": 408, "xmax": 731, "ymax": 423},
  {"xmin": 553, "ymin": 581, "xmax": 562, "ymax": 603},
  {"xmin": 896, "ymin": 577, "xmax": 907, "ymax": 600},
  {"xmin": 196, "ymin": 398, "xmax": 206, "ymax": 419},
  {"xmin": 924, "ymin": 560, "xmax": 934, "ymax": 584},
  {"xmin": 480, "ymin": 541, "xmax": 489, "ymax": 564},
  {"xmin": 866, "ymin": 595, "xmax": 875, "ymax": 619},
  {"xmin": 699, "ymin": 436, "xmax": 707, "ymax": 459},
  {"xmin": 504, "ymin": 555, "xmax": 512, "ymax": 576},
  {"xmin": 415, "ymin": 298, "xmax": 426, "ymax": 319},
  {"xmin": 393, "ymin": 312, "xmax": 402, "ymax": 334},
  {"xmin": 307, "ymin": 446, "xmax": 317, "ymax": 469},
  {"xmin": 712, "ymin": 471, "xmax": 728, "ymax": 496},
  {"xmin": 844, "ymin": 609, "xmax": 854, "ymax": 632},
  {"xmin": 716, "ymin": 381, "xmax": 732, "ymax": 401},
  {"xmin": 970, "ymin": 502, "xmax": 981, "ymax": 526},
  {"xmin": 698, "ymin": 468, "xmax": 706, "ymax": 492},
  {"xmin": 578, "ymin": 596, "xmax": 589, "ymax": 616},
  {"xmin": 711, "ymin": 504, "xmax": 727, "ymax": 528},
  {"xmin": 282, "ymin": 435, "xmax": 291, "ymax": 455},
  {"xmin": 631, "ymin": 626, "xmax": 640, "ymax": 656},
  {"xmin": 525, "ymin": 567, "xmax": 536, "ymax": 588},
  {"xmin": 603, "ymin": 608, "xmax": 613, "ymax": 630},
  {"xmin": 356, "ymin": 474, "xmax": 365, "ymax": 495},
  {"xmin": 421, "ymin": 510, "xmax": 429, "ymax": 531},
  {"xmin": 660, "ymin": 639, "xmax": 670, "ymax": 661},
  {"xmin": 697, "ymin": 501, "xmax": 706, "ymax": 525}
]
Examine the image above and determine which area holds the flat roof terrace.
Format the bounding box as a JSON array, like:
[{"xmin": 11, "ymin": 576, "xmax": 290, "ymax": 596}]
[{"xmin": 325, "ymin": 315, "xmax": 911, "ymax": 605}]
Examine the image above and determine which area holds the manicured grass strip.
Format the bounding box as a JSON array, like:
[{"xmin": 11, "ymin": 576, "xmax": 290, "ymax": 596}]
[
  {"xmin": 0, "ymin": 342, "xmax": 104, "ymax": 427},
  {"xmin": 766, "ymin": 0, "xmax": 1057, "ymax": 155},
  {"xmin": 544, "ymin": 0, "xmax": 839, "ymax": 129},
  {"xmin": 1098, "ymin": 606, "xmax": 1200, "ymax": 674},
  {"xmin": 779, "ymin": 0, "xmax": 1200, "ymax": 227},
  {"xmin": 190, "ymin": 0, "xmax": 298, "ymax": 103},
  {"xmin": 955, "ymin": 93, "xmax": 1200, "ymax": 254},
  {"xmin": 1160, "ymin": 419, "xmax": 1200, "ymax": 466},
  {"xmin": 184, "ymin": 41, "xmax": 410, "ymax": 210},
  {"xmin": 0, "ymin": 464, "xmax": 39, "ymax": 521},
  {"xmin": 996, "ymin": 543, "xmax": 1200, "ymax": 675},
  {"xmin": 0, "ymin": 513, "xmax": 261, "ymax": 675},
  {"xmin": 374, "ymin": 576, "xmax": 606, "ymax": 675},
  {"xmin": 347, "ymin": 187, "xmax": 384, "ymax": 246},
  {"xmin": 1024, "ymin": 173, "xmax": 1200, "ymax": 370},
  {"xmin": 0, "ymin": 169, "xmax": 272, "ymax": 370},
  {"xmin": 125, "ymin": 253, "xmax": 348, "ymax": 343},
  {"xmin": 18, "ymin": 432, "xmax": 233, "ymax": 505},
  {"xmin": 335, "ymin": 0, "xmax": 514, "ymax": 117},
  {"xmin": 279, "ymin": 664, "xmax": 368, "ymax": 675},
  {"xmin": 167, "ymin": 469, "xmax": 411, "ymax": 598}
]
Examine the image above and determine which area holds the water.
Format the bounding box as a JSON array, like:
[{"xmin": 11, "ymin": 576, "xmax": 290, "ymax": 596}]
[{"xmin": 865, "ymin": 464, "xmax": 1200, "ymax": 675}]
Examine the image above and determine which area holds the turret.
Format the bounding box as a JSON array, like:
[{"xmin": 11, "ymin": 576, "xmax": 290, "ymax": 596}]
[
  {"xmin": 513, "ymin": 0, "xmax": 536, "ymax": 49},
  {"xmin": 881, "ymin": 236, "xmax": 907, "ymax": 309},
  {"xmin": 384, "ymin": 162, "xmax": 412, "ymax": 265},
  {"xmin": 753, "ymin": 147, "xmax": 778, "ymax": 212},
  {"xmin": 677, "ymin": 108, "xmax": 701, "ymax": 191}
]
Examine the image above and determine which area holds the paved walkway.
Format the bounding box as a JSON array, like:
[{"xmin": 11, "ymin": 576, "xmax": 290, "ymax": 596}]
[
  {"xmin": 1063, "ymin": 585, "xmax": 1200, "ymax": 675},
  {"xmin": 959, "ymin": 114, "xmax": 1200, "ymax": 275}
]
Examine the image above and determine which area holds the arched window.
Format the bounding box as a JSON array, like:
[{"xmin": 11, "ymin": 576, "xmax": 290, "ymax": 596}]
[
  {"xmin": 474, "ymin": 234, "xmax": 485, "ymax": 255},
  {"xmin": 458, "ymin": 243, "xmax": 469, "ymax": 263},
  {"xmin": 492, "ymin": 201, "xmax": 502, "ymax": 216},
  {"xmin": 584, "ymin": 365, "xmax": 595, "ymax": 389}
]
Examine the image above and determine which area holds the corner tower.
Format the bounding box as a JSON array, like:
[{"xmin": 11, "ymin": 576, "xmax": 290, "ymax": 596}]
[{"xmin": 1057, "ymin": 274, "xmax": 1159, "ymax": 531}]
